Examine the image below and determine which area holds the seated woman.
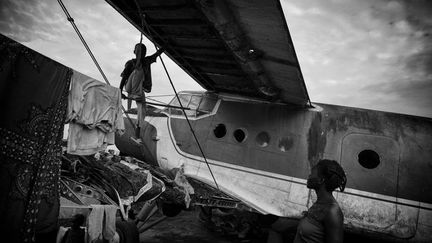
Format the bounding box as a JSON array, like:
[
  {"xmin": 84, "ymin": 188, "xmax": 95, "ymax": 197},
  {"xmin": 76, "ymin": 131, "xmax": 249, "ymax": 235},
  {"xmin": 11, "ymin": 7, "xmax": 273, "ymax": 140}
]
[
  {"xmin": 266, "ymin": 160, "xmax": 347, "ymax": 243},
  {"xmin": 294, "ymin": 159, "xmax": 347, "ymax": 243}
]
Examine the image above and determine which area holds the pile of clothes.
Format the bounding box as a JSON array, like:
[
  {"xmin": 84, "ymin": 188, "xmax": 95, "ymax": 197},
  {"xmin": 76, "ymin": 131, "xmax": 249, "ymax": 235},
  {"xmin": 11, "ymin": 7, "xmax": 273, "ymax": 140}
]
[
  {"xmin": 60, "ymin": 150, "xmax": 197, "ymax": 209},
  {"xmin": 61, "ymin": 151, "xmax": 161, "ymax": 203}
]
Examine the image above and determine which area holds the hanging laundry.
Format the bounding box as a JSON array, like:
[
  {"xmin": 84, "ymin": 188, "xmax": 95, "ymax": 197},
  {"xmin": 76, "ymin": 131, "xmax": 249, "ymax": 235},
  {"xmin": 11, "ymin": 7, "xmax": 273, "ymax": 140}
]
[
  {"xmin": 87, "ymin": 205, "xmax": 118, "ymax": 243},
  {"xmin": 67, "ymin": 124, "xmax": 114, "ymax": 155},
  {"xmin": 0, "ymin": 34, "xmax": 71, "ymax": 243},
  {"xmin": 67, "ymin": 70, "xmax": 124, "ymax": 155},
  {"xmin": 87, "ymin": 205, "xmax": 104, "ymax": 242},
  {"xmin": 103, "ymin": 205, "xmax": 118, "ymax": 240}
]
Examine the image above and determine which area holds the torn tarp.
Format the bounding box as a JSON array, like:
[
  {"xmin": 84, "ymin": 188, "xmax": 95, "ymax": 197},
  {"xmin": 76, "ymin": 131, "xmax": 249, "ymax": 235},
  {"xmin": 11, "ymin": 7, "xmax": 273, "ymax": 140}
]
[{"xmin": 174, "ymin": 165, "xmax": 195, "ymax": 208}]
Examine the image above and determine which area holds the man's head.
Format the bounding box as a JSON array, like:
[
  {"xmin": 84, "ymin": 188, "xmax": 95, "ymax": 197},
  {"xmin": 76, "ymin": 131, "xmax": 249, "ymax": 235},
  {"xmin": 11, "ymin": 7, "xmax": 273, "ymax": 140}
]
[
  {"xmin": 72, "ymin": 214, "xmax": 85, "ymax": 229},
  {"xmin": 134, "ymin": 43, "xmax": 147, "ymax": 56}
]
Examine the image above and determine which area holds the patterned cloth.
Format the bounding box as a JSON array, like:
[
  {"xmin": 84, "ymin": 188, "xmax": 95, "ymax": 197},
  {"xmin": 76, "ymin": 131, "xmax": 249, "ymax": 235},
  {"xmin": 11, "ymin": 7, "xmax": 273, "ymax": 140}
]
[{"xmin": 0, "ymin": 34, "xmax": 71, "ymax": 242}]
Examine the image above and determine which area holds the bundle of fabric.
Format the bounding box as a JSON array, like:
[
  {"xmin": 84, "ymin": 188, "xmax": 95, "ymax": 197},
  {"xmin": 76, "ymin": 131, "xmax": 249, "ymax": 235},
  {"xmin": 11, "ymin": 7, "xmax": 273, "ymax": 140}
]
[
  {"xmin": 0, "ymin": 34, "xmax": 71, "ymax": 243},
  {"xmin": 66, "ymin": 71, "xmax": 124, "ymax": 155}
]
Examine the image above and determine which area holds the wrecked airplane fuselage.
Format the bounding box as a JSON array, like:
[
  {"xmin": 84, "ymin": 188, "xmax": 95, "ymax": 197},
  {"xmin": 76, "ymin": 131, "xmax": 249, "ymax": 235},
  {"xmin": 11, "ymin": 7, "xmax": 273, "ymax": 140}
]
[{"xmin": 116, "ymin": 91, "xmax": 432, "ymax": 242}]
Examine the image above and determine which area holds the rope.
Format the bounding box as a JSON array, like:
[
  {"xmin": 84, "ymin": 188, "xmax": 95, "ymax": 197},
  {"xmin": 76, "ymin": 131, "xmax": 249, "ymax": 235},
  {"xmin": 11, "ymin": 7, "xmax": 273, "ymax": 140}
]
[
  {"xmin": 146, "ymin": 94, "xmax": 174, "ymax": 98},
  {"xmin": 145, "ymin": 96, "xmax": 169, "ymax": 105},
  {"xmin": 57, "ymin": 0, "xmax": 137, "ymax": 130},
  {"xmin": 133, "ymin": 0, "xmax": 220, "ymax": 191}
]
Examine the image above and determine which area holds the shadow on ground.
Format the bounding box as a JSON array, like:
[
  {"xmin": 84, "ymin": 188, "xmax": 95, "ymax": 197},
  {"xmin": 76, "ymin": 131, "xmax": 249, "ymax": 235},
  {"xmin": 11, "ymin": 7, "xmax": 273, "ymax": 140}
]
[{"xmin": 139, "ymin": 208, "xmax": 398, "ymax": 243}]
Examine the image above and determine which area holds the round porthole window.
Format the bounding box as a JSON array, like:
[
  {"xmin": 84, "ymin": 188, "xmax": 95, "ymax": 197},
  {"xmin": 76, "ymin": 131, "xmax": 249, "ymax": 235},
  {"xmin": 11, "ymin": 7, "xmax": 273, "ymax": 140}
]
[
  {"xmin": 256, "ymin": 132, "xmax": 270, "ymax": 147},
  {"xmin": 278, "ymin": 137, "xmax": 294, "ymax": 152},
  {"xmin": 358, "ymin": 150, "xmax": 380, "ymax": 169},
  {"xmin": 213, "ymin": 124, "xmax": 226, "ymax": 138},
  {"xmin": 233, "ymin": 129, "xmax": 247, "ymax": 143}
]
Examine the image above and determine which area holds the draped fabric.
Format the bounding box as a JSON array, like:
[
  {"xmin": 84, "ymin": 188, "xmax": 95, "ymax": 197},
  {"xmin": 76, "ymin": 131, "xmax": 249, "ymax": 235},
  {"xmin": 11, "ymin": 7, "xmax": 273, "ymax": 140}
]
[
  {"xmin": 0, "ymin": 34, "xmax": 71, "ymax": 242},
  {"xmin": 66, "ymin": 70, "xmax": 124, "ymax": 155}
]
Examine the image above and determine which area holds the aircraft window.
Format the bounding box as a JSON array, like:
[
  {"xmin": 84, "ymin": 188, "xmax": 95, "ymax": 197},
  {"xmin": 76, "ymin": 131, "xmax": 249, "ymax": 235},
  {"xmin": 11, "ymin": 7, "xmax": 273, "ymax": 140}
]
[
  {"xmin": 169, "ymin": 94, "xmax": 191, "ymax": 116},
  {"xmin": 170, "ymin": 94, "xmax": 191, "ymax": 107},
  {"xmin": 358, "ymin": 149, "xmax": 380, "ymax": 169},
  {"xmin": 278, "ymin": 137, "xmax": 294, "ymax": 152},
  {"xmin": 185, "ymin": 95, "xmax": 201, "ymax": 117},
  {"xmin": 197, "ymin": 96, "xmax": 217, "ymax": 116},
  {"xmin": 168, "ymin": 94, "xmax": 216, "ymax": 118},
  {"xmin": 256, "ymin": 132, "xmax": 270, "ymax": 147},
  {"xmin": 213, "ymin": 124, "xmax": 226, "ymax": 138},
  {"xmin": 233, "ymin": 129, "xmax": 247, "ymax": 143}
]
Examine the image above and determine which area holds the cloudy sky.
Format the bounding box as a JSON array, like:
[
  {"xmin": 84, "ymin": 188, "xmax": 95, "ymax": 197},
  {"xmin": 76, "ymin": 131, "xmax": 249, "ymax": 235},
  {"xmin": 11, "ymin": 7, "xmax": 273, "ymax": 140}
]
[{"xmin": 1, "ymin": 0, "xmax": 431, "ymax": 117}]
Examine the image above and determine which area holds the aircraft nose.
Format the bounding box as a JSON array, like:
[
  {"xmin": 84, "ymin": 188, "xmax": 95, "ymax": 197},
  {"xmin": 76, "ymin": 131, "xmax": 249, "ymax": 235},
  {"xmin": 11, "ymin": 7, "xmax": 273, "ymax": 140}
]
[{"xmin": 115, "ymin": 118, "xmax": 158, "ymax": 166}]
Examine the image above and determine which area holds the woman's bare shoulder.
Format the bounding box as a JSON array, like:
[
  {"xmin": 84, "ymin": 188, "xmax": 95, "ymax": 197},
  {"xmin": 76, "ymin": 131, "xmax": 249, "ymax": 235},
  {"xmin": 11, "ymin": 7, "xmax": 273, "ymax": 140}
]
[{"xmin": 325, "ymin": 203, "xmax": 343, "ymax": 225}]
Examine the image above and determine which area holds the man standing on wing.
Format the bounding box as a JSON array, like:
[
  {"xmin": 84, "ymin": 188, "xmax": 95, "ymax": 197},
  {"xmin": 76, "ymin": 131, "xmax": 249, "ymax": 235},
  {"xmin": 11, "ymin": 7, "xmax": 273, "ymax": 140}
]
[{"xmin": 120, "ymin": 43, "xmax": 164, "ymax": 143}]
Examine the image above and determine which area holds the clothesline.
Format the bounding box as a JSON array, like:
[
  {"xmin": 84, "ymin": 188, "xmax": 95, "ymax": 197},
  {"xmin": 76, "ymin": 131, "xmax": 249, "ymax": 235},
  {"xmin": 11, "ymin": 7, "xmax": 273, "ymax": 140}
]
[
  {"xmin": 124, "ymin": 96, "xmax": 191, "ymax": 110},
  {"xmin": 146, "ymin": 94, "xmax": 174, "ymax": 98}
]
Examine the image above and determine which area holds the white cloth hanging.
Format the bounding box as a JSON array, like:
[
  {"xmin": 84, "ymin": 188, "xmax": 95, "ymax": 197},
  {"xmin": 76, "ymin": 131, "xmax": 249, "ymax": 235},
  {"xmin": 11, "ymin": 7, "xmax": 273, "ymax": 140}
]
[
  {"xmin": 67, "ymin": 70, "xmax": 124, "ymax": 155},
  {"xmin": 87, "ymin": 205, "xmax": 118, "ymax": 243}
]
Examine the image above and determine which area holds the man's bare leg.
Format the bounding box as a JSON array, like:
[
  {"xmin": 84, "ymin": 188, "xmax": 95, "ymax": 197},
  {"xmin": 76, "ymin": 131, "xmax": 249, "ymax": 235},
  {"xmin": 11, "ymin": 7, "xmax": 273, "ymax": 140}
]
[
  {"xmin": 131, "ymin": 101, "xmax": 143, "ymax": 144},
  {"xmin": 131, "ymin": 126, "xmax": 142, "ymax": 144}
]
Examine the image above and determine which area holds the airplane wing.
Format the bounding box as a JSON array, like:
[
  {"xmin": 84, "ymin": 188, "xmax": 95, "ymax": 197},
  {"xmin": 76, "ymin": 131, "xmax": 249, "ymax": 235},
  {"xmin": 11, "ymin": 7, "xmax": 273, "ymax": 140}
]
[{"xmin": 106, "ymin": 0, "xmax": 310, "ymax": 106}]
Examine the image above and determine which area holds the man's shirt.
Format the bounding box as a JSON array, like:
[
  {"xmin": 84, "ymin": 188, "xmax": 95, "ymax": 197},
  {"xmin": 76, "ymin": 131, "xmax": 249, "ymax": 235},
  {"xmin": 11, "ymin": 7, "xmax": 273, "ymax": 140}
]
[{"xmin": 120, "ymin": 53, "xmax": 158, "ymax": 93}]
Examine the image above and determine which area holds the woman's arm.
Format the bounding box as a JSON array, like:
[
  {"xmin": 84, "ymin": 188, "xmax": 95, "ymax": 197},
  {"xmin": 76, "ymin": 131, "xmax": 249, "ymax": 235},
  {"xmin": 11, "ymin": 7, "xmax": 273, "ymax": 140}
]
[{"xmin": 324, "ymin": 206, "xmax": 344, "ymax": 243}]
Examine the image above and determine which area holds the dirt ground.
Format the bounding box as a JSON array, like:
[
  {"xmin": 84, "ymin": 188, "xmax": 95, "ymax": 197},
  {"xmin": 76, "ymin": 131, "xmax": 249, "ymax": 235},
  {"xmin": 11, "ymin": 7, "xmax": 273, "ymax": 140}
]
[
  {"xmin": 138, "ymin": 208, "xmax": 395, "ymax": 243},
  {"xmin": 139, "ymin": 209, "xmax": 262, "ymax": 243}
]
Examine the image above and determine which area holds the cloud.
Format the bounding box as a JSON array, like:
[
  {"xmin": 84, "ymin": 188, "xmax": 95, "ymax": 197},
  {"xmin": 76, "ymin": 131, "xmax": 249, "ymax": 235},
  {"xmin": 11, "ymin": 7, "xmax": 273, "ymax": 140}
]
[
  {"xmin": 1, "ymin": 0, "xmax": 430, "ymax": 117},
  {"xmin": 0, "ymin": 1, "xmax": 64, "ymax": 42},
  {"xmin": 282, "ymin": 0, "xmax": 432, "ymax": 117},
  {"xmin": 0, "ymin": 0, "xmax": 201, "ymax": 101}
]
